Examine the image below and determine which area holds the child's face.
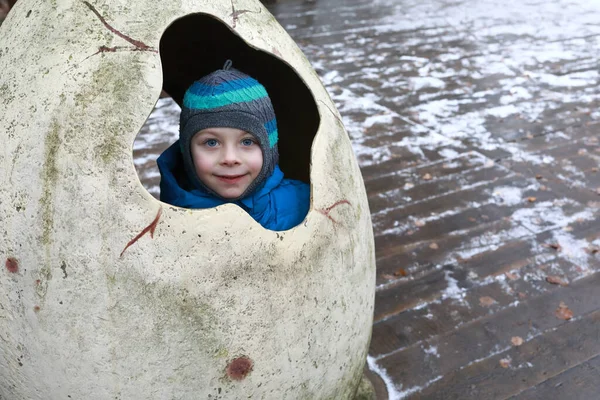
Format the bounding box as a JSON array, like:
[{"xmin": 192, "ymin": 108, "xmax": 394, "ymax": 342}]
[{"xmin": 191, "ymin": 127, "xmax": 263, "ymax": 199}]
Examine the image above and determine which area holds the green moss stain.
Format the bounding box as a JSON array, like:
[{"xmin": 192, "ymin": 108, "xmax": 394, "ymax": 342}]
[
  {"xmin": 72, "ymin": 55, "xmax": 147, "ymax": 166},
  {"xmin": 352, "ymin": 374, "xmax": 376, "ymax": 400},
  {"xmin": 214, "ymin": 346, "xmax": 229, "ymax": 359},
  {"xmin": 98, "ymin": 124, "xmax": 122, "ymax": 164},
  {"xmin": 40, "ymin": 120, "xmax": 61, "ymax": 246}
]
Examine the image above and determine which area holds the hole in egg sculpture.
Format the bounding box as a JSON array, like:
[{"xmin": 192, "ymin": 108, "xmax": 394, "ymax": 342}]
[{"xmin": 133, "ymin": 13, "xmax": 320, "ymax": 202}]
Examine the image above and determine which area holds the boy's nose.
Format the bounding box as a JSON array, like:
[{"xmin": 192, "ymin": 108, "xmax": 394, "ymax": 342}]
[{"xmin": 220, "ymin": 145, "xmax": 241, "ymax": 166}]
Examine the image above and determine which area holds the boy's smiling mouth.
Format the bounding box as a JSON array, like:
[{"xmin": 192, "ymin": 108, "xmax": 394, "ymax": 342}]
[{"xmin": 214, "ymin": 173, "xmax": 248, "ymax": 184}]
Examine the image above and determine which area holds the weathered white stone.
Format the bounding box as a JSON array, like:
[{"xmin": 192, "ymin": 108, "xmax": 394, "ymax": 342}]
[{"xmin": 0, "ymin": 0, "xmax": 375, "ymax": 398}]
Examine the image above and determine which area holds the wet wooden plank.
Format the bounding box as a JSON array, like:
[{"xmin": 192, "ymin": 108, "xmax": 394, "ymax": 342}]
[
  {"xmin": 378, "ymin": 271, "xmax": 600, "ymax": 398},
  {"xmin": 371, "ymin": 255, "xmax": 588, "ymax": 357},
  {"xmin": 510, "ymin": 354, "xmax": 600, "ymax": 400},
  {"xmin": 374, "ymin": 191, "xmax": 599, "ymax": 288},
  {"xmin": 413, "ymin": 309, "xmax": 600, "ymax": 399},
  {"xmin": 374, "ymin": 218, "xmax": 513, "ymax": 286},
  {"xmin": 366, "ymin": 152, "xmax": 503, "ymax": 204},
  {"xmin": 374, "ymin": 207, "xmax": 600, "ymax": 326}
]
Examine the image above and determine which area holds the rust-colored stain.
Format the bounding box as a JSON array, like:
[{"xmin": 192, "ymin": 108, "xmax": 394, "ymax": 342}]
[
  {"xmin": 120, "ymin": 207, "xmax": 162, "ymax": 258},
  {"xmin": 5, "ymin": 257, "xmax": 18, "ymax": 273},
  {"xmin": 318, "ymin": 199, "xmax": 351, "ymax": 224},
  {"xmin": 81, "ymin": 1, "xmax": 157, "ymax": 57},
  {"xmin": 226, "ymin": 356, "xmax": 253, "ymax": 380},
  {"xmin": 33, "ymin": 305, "xmax": 40, "ymax": 312}
]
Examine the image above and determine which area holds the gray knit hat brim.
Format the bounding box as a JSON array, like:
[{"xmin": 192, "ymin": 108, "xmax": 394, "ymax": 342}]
[{"xmin": 180, "ymin": 110, "xmax": 279, "ymax": 200}]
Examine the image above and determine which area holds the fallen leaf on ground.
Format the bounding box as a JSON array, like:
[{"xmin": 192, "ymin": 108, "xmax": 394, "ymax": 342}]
[
  {"xmin": 422, "ymin": 173, "xmax": 432, "ymax": 181},
  {"xmin": 555, "ymin": 302, "xmax": 574, "ymax": 320},
  {"xmin": 479, "ymin": 296, "xmax": 497, "ymax": 307},
  {"xmin": 505, "ymin": 272, "xmax": 518, "ymax": 280},
  {"xmin": 527, "ymin": 197, "xmax": 537, "ymax": 203},
  {"xmin": 429, "ymin": 243, "xmax": 439, "ymax": 250},
  {"xmin": 585, "ymin": 247, "xmax": 599, "ymax": 255},
  {"xmin": 499, "ymin": 358, "xmax": 511, "ymax": 368},
  {"xmin": 511, "ymin": 336, "xmax": 524, "ymax": 346},
  {"xmin": 535, "ymin": 174, "xmax": 543, "ymax": 180},
  {"xmin": 544, "ymin": 243, "xmax": 561, "ymax": 251},
  {"xmin": 393, "ymin": 268, "xmax": 407, "ymax": 277},
  {"xmin": 546, "ymin": 276, "xmax": 568, "ymax": 286},
  {"xmin": 414, "ymin": 220, "xmax": 425, "ymax": 227}
]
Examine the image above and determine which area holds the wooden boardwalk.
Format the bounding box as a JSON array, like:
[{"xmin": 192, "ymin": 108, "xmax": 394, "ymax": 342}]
[
  {"xmin": 134, "ymin": 0, "xmax": 600, "ymax": 398},
  {"xmin": 267, "ymin": 0, "xmax": 600, "ymax": 398}
]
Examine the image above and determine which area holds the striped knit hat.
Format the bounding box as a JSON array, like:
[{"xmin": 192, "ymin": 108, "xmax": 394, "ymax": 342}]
[{"xmin": 179, "ymin": 60, "xmax": 279, "ymax": 200}]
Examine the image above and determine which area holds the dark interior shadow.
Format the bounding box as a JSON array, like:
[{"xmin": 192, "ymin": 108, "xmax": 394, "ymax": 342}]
[{"xmin": 160, "ymin": 13, "xmax": 320, "ymax": 183}]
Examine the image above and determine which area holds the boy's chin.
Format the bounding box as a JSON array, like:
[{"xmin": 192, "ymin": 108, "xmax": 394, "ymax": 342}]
[{"xmin": 214, "ymin": 187, "xmax": 248, "ymax": 199}]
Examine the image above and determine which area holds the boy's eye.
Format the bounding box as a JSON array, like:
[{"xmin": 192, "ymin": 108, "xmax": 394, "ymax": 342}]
[
  {"xmin": 241, "ymin": 138, "xmax": 255, "ymax": 146},
  {"xmin": 204, "ymin": 139, "xmax": 218, "ymax": 147}
]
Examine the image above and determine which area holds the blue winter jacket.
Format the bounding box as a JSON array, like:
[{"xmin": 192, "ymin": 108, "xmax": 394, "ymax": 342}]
[{"xmin": 157, "ymin": 141, "xmax": 310, "ymax": 231}]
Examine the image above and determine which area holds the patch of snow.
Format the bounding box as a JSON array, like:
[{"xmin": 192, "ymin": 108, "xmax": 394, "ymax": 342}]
[
  {"xmin": 500, "ymin": 86, "xmax": 533, "ymax": 104},
  {"xmin": 438, "ymin": 148, "xmax": 460, "ymax": 159},
  {"xmin": 505, "ymin": 147, "xmax": 556, "ymax": 165},
  {"xmin": 423, "ymin": 345, "xmax": 440, "ymax": 358},
  {"xmin": 367, "ymin": 356, "xmax": 405, "ymax": 400},
  {"xmin": 537, "ymin": 70, "xmax": 599, "ymax": 87},
  {"xmin": 492, "ymin": 186, "xmax": 525, "ymax": 206},
  {"xmin": 395, "ymin": 376, "xmax": 443, "ymax": 399},
  {"xmin": 441, "ymin": 270, "xmax": 467, "ymax": 303},
  {"xmin": 510, "ymin": 200, "xmax": 594, "ymax": 234},
  {"xmin": 363, "ymin": 113, "xmax": 395, "ymax": 128},
  {"xmin": 409, "ymin": 77, "xmax": 447, "ymax": 91},
  {"xmin": 486, "ymin": 104, "xmax": 520, "ymax": 119},
  {"xmin": 551, "ymin": 230, "xmax": 593, "ymax": 270}
]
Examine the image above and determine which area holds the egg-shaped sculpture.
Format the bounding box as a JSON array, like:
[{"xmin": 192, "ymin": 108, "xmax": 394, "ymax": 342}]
[{"xmin": 0, "ymin": 0, "xmax": 375, "ymax": 398}]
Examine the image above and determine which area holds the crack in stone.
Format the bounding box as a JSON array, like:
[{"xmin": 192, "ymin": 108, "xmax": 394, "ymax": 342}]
[
  {"xmin": 81, "ymin": 0, "xmax": 157, "ymax": 58},
  {"xmin": 230, "ymin": 0, "xmax": 261, "ymax": 28},
  {"xmin": 81, "ymin": 45, "xmax": 151, "ymax": 63},
  {"xmin": 318, "ymin": 200, "xmax": 352, "ymax": 224},
  {"xmin": 120, "ymin": 207, "xmax": 162, "ymax": 258}
]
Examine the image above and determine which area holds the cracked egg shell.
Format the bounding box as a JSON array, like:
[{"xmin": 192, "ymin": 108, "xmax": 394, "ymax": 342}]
[{"xmin": 0, "ymin": 0, "xmax": 375, "ymax": 398}]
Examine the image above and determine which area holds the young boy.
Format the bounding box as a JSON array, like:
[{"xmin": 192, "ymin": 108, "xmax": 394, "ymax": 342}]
[{"xmin": 157, "ymin": 61, "xmax": 310, "ymax": 231}]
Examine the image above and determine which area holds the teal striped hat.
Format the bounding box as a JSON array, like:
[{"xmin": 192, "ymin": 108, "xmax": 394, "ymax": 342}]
[{"xmin": 179, "ymin": 60, "xmax": 279, "ymax": 200}]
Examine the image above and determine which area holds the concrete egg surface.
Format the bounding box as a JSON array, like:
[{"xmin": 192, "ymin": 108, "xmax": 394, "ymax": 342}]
[{"xmin": 0, "ymin": 0, "xmax": 375, "ymax": 398}]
